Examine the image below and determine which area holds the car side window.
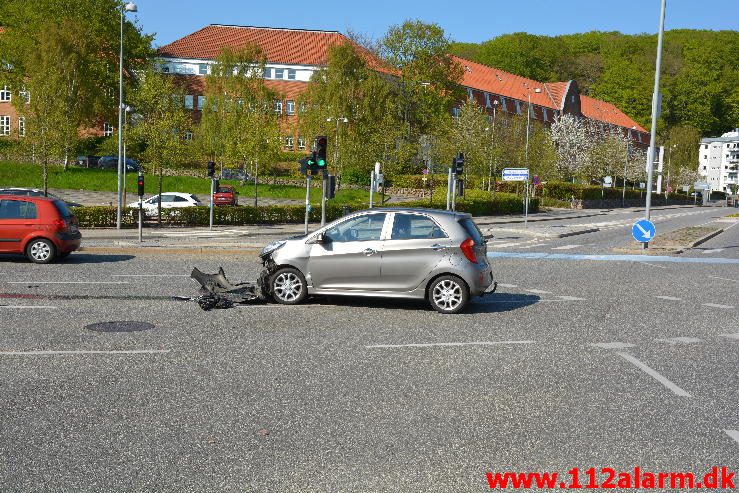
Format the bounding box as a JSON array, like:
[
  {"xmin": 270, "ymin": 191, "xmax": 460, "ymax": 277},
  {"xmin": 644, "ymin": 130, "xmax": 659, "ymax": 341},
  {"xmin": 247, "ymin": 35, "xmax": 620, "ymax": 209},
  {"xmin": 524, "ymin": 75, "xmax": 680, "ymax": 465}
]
[
  {"xmin": 159, "ymin": 195, "xmax": 175, "ymax": 203},
  {"xmin": 0, "ymin": 199, "xmax": 37, "ymax": 219},
  {"xmin": 324, "ymin": 213, "xmax": 387, "ymax": 243},
  {"xmin": 391, "ymin": 214, "xmax": 447, "ymax": 240},
  {"xmin": 173, "ymin": 196, "xmax": 189, "ymax": 202}
]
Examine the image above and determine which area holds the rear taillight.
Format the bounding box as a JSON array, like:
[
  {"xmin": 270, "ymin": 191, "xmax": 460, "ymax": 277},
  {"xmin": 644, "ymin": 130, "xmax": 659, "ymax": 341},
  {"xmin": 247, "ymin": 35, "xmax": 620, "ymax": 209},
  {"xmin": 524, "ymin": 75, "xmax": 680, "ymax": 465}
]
[
  {"xmin": 52, "ymin": 219, "xmax": 67, "ymax": 231},
  {"xmin": 460, "ymin": 238, "xmax": 477, "ymax": 263}
]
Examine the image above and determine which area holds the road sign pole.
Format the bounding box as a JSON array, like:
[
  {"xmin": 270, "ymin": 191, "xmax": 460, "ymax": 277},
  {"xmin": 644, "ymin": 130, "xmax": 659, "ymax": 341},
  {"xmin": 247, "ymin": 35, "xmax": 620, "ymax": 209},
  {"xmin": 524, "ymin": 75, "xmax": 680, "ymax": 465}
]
[
  {"xmin": 644, "ymin": 0, "xmax": 667, "ymax": 240},
  {"xmin": 304, "ymin": 175, "xmax": 311, "ymax": 235},
  {"xmin": 524, "ymin": 180, "xmax": 529, "ymax": 228},
  {"xmin": 369, "ymin": 171, "xmax": 374, "ymax": 209},
  {"xmin": 451, "ymin": 172, "xmax": 457, "ymax": 212}
]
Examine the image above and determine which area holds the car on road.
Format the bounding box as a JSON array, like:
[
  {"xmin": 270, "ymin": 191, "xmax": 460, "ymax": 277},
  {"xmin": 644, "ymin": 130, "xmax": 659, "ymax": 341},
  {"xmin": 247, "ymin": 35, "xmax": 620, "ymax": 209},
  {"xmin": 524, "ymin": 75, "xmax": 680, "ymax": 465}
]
[
  {"xmin": 128, "ymin": 192, "xmax": 202, "ymax": 216},
  {"xmin": 213, "ymin": 185, "xmax": 239, "ymax": 206},
  {"xmin": 75, "ymin": 155, "xmax": 100, "ymax": 168},
  {"xmin": 0, "ymin": 195, "xmax": 81, "ymax": 263},
  {"xmin": 259, "ymin": 208, "xmax": 495, "ymax": 313},
  {"xmin": 98, "ymin": 155, "xmax": 140, "ymax": 172}
]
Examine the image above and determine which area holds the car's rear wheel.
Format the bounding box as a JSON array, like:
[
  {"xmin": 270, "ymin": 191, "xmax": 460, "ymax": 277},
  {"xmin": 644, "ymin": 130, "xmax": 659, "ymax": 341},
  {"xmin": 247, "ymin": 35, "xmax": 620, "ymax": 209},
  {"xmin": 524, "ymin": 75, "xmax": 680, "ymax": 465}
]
[
  {"xmin": 428, "ymin": 275, "xmax": 469, "ymax": 314},
  {"xmin": 270, "ymin": 267, "xmax": 307, "ymax": 305},
  {"xmin": 26, "ymin": 238, "xmax": 56, "ymax": 264}
]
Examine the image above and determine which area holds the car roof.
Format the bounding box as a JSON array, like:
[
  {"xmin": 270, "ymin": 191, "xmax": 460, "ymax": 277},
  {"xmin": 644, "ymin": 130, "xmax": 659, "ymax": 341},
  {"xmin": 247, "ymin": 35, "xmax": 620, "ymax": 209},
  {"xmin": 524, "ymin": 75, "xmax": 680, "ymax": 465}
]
[
  {"xmin": 0, "ymin": 187, "xmax": 43, "ymax": 192},
  {"xmin": 359, "ymin": 207, "xmax": 471, "ymax": 218},
  {"xmin": 0, "ymin": 194, "xmax": 56, "ymax": 202}
]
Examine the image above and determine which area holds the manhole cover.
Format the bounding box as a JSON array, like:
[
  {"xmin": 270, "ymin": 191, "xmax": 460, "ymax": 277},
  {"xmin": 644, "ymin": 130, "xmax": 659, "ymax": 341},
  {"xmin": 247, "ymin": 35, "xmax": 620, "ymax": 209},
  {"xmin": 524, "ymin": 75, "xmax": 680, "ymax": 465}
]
[{"xmin": 86, "ymin": 321, "xmax": 155, "ymax": 333}]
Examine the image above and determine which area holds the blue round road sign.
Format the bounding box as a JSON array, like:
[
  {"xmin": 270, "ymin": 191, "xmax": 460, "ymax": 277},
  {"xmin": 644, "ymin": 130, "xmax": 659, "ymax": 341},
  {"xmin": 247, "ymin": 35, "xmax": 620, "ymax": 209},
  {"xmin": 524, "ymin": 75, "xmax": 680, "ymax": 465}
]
[{"xmin": 632, "ymin": 219, "xmax": 656, "ymax": 243}]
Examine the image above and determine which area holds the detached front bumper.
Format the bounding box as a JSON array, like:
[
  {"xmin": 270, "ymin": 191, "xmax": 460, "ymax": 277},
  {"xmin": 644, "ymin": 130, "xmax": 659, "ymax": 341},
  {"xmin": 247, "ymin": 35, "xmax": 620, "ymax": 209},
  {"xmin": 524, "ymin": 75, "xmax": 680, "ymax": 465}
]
[{"xmin": 483, "ymin": 281, "xmax": 498, "ymax": 295}]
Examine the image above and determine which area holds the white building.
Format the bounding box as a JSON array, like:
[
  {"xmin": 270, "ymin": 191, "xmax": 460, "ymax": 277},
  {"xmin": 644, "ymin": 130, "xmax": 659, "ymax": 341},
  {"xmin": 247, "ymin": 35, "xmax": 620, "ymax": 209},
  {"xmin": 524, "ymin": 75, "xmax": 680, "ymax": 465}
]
[{"xmin": 698, "ymin": 129, "xmax": 739, "ymax": 194}]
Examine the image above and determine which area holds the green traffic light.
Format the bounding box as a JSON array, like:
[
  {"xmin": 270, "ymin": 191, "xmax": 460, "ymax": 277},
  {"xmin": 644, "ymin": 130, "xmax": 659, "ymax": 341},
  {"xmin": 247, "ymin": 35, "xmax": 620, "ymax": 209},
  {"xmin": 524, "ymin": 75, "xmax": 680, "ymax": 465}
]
[{"xmin": 318, "ymin": 159, "xmax": 326, "ymax": 167}]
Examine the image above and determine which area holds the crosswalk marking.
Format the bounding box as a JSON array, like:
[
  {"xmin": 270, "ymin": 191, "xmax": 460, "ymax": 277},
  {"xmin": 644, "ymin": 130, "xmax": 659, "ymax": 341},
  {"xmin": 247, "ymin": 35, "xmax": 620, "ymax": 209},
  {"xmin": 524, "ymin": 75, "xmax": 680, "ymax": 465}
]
[
  {"xmin": 655, "ymin": 295, "xmax": 682, "ymax": 301},
  {"xmin": 702, "ymin": 303, "xmax": 735, "ymax": 309},
  {"xmin": 551, "ymin": 244, "xmax": 581, "ymax": 250}
]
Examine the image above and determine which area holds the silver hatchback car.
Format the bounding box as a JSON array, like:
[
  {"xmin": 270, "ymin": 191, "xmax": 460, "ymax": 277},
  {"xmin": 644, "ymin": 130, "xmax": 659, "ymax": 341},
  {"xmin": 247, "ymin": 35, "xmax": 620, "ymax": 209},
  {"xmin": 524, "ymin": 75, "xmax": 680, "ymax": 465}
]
[{"xmin": 259, "ymin": 208, "xmax": 495, "ymax": 313}]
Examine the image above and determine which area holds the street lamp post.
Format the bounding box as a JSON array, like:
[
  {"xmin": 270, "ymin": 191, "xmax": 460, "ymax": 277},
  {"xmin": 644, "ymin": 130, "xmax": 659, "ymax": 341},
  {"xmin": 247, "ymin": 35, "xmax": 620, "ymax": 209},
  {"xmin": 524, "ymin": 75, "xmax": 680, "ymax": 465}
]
[
  {"xmin": 525, "ymin": 88, "xmax": 541, "ymax": 168},
  {"xmin": 623, "ymin": 126, "xmax": 636, "ymax": 207},
  {"xmin": 122, "ymin": 105, "xmax": 131, "ymax": 207},
  {"xmin": 117, "ymin": 1, "xmax": 137, "ymax": 230},
  {"xmin": 486, "ymin": 100, "xmax": 499, "ymax": 192}
]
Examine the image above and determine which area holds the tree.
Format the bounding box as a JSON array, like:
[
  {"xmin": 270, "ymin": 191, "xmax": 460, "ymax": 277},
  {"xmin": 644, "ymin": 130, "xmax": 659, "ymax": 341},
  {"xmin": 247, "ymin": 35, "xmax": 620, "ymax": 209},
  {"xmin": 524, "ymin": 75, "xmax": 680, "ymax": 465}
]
[
  {"xmin": 432, "ymin": 99, "xmax": 489, "ymax": 187},
  {"xmin": 549, "ymin": 114, "xmax": 592, "ymax": 180},
  {"xmin": 128, "ymin": 68, "xmax": 191, "ymax": 223}
]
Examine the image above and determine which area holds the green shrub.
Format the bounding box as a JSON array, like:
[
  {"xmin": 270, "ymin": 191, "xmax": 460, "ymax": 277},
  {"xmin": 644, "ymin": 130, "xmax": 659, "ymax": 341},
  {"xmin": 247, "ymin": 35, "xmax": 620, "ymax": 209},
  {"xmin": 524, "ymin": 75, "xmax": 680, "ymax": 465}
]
[{"xmin": 73, "ymin": 206, "xmax": 137, "ymax": 227}]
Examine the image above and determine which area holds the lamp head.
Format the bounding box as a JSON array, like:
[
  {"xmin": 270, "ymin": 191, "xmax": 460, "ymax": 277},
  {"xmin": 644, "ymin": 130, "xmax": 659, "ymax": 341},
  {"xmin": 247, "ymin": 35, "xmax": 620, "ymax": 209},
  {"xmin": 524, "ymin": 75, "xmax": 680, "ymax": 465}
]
[{"xmin": 124, "ymin": 2, "xmax": 137, "ymax": 12}]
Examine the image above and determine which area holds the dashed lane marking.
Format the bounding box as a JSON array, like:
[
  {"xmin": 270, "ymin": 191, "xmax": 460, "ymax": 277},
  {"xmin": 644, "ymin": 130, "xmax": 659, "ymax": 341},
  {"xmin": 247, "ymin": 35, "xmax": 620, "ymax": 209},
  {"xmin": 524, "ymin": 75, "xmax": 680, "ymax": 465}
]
[
  {"xmin": 557, "ymin": 295, "xmax": 587, "ymax": 301},
  {"xmin": 496, "ymin": 283, "xmax": 518, "ymax": 289},
  {"xmin": 643, "ymin": 262, "xmax": 668, "ymax": 269},
  {"xmin": 655, "ymin": 337, "xmax": 703, "ymax": 345},
  {"xmin": 719, "ymin": 333, "xmax": 739, "ymax": 340},
  {"xmin": 0, "ymin": 305, "xmax": 57, "ymax": 310},
  {"xmin": 5, "ymin": 281, "xmax": 129, "ymax": 284},
  {"xmin": 655, "ymin": 296, "xmax": 682, "ymax": 301},
  {"xmin": 615, "ymin": 351, "xmax": 692, "ymax": 397},
  {"xmin": 551, "ymin": 244, "xmax": 581, "ymax": 250},
  {"xmin": 489, "ymin": 252, "xmax": 739, "ymax": 264},
  {"xmin": 590, "ymin": 342, "xmax": 636, "ymax": 349},
  {"xmin": 702, "ymin": 303, "xmax": 735, "ymax": 310},
  {"xmin": 702, "ymin": 249, "xmax": 725, "ymax": 254},
  {"xmin": 112, "ymin": 274, "xmax": 189, "ymax": 277},
  {"xmin": 525, "ymin": 289, "xmax": 552, "ymax": 294},
  {"xmin": 725, "ymin": 430, "xmax": 739, "ymax": 446},
  {"xmin": 366, "ymin": 341, "xmax": 535, "ymax": 349},
  {"xmin": 710, "ymin": 276, "xmax": 739, "ymax": 284}
]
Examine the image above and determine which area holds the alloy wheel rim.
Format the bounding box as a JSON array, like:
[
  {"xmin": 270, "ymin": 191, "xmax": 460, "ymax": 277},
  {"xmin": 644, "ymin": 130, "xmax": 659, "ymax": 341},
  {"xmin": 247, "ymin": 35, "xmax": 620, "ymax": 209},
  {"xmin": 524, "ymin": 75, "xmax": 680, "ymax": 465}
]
[
  {"xmin": 432, "ymin": 279, "xmax": 462, "ymax": 311},
  {"xmin": 30, "ymin": 241, "xmax": 51, "ymax": 261},
  {"xmin": 274, "ymin": 272, "xmax": 302, "ymax": 301}
]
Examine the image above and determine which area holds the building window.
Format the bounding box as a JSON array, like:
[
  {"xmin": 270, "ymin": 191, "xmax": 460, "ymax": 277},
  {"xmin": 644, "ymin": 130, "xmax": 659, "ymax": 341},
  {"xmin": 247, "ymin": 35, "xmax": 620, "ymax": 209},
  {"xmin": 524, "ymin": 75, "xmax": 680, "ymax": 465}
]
[
  {"xmin": 184, "ymin": 132, "xmax": 193, "ymax": 141},
  {"xmin": 286, "ymin": 100, "xmax": 295, "ymax": 115},
  {"xmin": 515, "ymin": 100, "xmax": 522, "ymax": 114},
  {"xmin": 274, "ymin": 68, "xmax": 285, "ymax": 79},
  {"xmin": 18, "ymin": 88, "xmax": 30, "ymax": 104},
  {"xmin": 263, "ymin": 68, "xmax": 272, "ymax": 79},
  {"xmin": 18, "ymin": 117, "xmax": 25, "ymax": 137},
  {"xmin": 287, "ymin": 69, "xmax": 297, "ymax": 80},
  {"xmin": 284, "ymin": 136, "xmax": 294, "ymax": 150},
  {"xmin": 198, "ymin": 63, "xmax": 208, "ymax": 75},
  {"xmin": 299, "ymin": 101, "xmax": 306, "ymax": 114},
  {"xmin": 499, "ymin": 97, "xmax": 507, "ymax": 112},
  {"xmin": 543, "ymin": 108, "xmax": 549, "ymax": 122},
  {"xmin": 197, "ymin": 96, "xmax": 206, "ymax": 110},
  {"xmin": 451, "ymin": 107, "xmax": 461, "ymax": 118},
  {"xmin": 274, "ymin": 100, "xmax": 282, "ymax": 114},
  {"xmin": 484, "ymin": 92, "xmax": 491, "ymax": 108},
  {"xmin": 161, "ymin": 65, "xmax": 170, "ymax": 73},
  {"xmin": 704, "ymin": 155, "xmax": 708, "ymax": 159},
  {"xmin": 297, "ymin": 137, "xmax": 305, "ymax": 150},
  {"xmin": 184, "ymin": 95, "xmax": 194, "ymax": 109},
  {"xmin": 103, "ymin": 122, "xmax": 113, "ymax": 137},
  {"xmin": 0, "ymin": 86, "xmax": 10, "ymax": 102},
  {"xmin": 0, "ymin": 116, "xmax": 10, "ymax": 136}
]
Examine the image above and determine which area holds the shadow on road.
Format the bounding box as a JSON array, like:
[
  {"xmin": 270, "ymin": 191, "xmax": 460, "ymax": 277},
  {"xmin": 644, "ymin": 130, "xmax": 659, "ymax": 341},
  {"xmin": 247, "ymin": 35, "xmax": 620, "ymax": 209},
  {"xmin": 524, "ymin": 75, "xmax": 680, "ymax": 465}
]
[
  {"xmin": 0, "ymin": 253, "xmax": 134, "ymax": 264},
  {"xmin": 300, "ymin": 292, "xmax": 540, "ymax": 314}
]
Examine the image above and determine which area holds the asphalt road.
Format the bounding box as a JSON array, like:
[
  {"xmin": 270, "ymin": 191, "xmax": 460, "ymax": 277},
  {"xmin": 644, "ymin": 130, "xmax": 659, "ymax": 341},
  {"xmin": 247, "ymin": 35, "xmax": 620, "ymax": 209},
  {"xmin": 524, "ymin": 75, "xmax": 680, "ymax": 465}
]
[{"xmin": 1, "ymin": 207, "xmax": 737, "ymax": 492}]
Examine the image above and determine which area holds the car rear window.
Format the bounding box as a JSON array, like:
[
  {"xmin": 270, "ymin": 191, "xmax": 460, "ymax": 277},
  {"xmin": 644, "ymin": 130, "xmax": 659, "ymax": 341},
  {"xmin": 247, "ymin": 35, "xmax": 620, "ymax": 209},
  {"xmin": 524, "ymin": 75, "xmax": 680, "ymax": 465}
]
[
  {"xmin": 217, "ymin": 187, "xmax": 233, "ymax": 193},
  {"xmin": 53, "ymin": 200, "xmax": 73, "ymax": 218},
  {"xmin": 458, "ymin": 217, "xmax": 484, "ymax": 245}
]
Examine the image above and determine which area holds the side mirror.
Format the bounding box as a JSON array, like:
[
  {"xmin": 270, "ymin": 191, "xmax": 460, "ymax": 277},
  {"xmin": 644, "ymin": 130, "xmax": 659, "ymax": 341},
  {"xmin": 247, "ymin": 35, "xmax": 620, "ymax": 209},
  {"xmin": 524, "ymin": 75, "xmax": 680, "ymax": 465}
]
[{"xmin": 307, "ymin": 233, "xmax": 327, "ymax": 245}]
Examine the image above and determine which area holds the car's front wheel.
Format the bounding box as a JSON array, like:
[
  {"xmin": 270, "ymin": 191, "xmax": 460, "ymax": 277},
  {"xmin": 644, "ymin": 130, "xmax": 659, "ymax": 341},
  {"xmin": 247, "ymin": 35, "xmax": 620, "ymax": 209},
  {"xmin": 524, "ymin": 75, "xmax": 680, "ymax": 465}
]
[
  {"xmin": 270, "ymin": 267, "xmax": 307, "ymax": 305},
  {"xmin": 26, "ymin": 238, "xmax": 56, "ymax": 264},
  {"xmin": 428, "ymin": 275, "xmax": 469, "ymax": 314}
]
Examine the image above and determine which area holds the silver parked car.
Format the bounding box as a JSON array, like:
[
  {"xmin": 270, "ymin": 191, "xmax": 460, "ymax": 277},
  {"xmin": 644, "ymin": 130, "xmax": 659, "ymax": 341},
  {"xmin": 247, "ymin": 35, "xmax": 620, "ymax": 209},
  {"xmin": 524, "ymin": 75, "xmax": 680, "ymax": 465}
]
[{"xmin": 259, "ymin": 208, "xmax": 495, "ymax": 313}]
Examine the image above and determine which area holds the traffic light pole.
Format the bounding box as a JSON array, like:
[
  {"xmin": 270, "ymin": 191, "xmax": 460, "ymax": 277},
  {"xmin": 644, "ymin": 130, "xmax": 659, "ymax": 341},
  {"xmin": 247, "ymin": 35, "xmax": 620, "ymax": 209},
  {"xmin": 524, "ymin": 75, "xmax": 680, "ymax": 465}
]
[
  {"xmin": 446, "ymin": 168, "xmax": 452, "ymax": 211},
  {"xmin": 321, "ymin": 172, "xmax": 327, "ymax": 227},
  {"xmin": 304, "ymin": 175, "xmax": 311, "ymax": 235},
  {"xmin": 451, "ymin": 172, "xmax": 457, "ymax": 212}
]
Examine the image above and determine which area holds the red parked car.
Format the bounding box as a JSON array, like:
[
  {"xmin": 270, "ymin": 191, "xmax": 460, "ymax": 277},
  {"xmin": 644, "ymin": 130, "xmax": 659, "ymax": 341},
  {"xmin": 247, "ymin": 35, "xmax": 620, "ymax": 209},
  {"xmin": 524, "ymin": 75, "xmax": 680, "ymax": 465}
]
[
  {"xmin": 213, "ymin": 185, "xmax": 239, "ymax": 206},
  {"xmin": 0, "ymin": 195, "xmax": 81, "ymax": 263}
]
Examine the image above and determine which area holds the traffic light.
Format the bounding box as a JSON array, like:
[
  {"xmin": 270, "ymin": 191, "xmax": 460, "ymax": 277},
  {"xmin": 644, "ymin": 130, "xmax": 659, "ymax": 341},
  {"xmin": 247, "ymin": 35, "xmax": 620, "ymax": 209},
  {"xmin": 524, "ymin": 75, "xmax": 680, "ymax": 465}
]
[
  {"xmin": 315, "ymin": 136, "xmax": 327, "ymax": 168},
  {"xmin": 207, "ymin": 161, "xmax": 215, "ymax": 178},
  {"xmin": 298, "ymin": 157, "xmax": 309, "ymax": 176},
  {"xmin": 137, "ymin": 172, "xmax": 145, "ymax": 197},
  {"xmin": 453, "ymin": 152, "xmax": 464, "ymax": 175}
]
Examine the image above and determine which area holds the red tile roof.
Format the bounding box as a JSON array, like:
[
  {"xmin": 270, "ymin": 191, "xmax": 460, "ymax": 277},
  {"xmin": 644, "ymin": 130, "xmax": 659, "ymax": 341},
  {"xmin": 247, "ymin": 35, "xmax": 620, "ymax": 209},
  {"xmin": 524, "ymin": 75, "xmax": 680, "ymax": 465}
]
[
  {"xmin": 157, "ymin": 24, "xmax": 390, "ymax": 73},
  {"xmin": 580, "ymin": 95, "xmax": 646, "ymax": 132},
  {"xmin": 453, "ymin": 55, "xmax": 645, "ymax": 132}
]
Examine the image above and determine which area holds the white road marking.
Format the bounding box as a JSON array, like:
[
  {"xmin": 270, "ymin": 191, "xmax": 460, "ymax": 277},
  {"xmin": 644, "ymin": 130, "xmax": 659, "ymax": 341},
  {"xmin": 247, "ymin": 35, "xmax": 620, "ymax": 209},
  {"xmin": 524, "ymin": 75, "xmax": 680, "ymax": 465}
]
[
  {"xmin": 725, "ymin": 430, "xmax": 739, "ymax": 446},
  {"xmin": 655, "ymin": 295, "xmax": 682, "ymax": 301},
  {"xmin": 551, "ymin": 244, "xmax": 581, "ymax": 250},
  {"xmin": 710, "ymin": 276, "xmax": 739, "ymax": 284},
  {"xmin": 702, "ymin": 249, "xmax": 725, "ymax": 254},
  {"xmin": 615, "ymin": 351, "xmax": 691, "ymax": 397},
  {"xmin": 6, "ymin": 281, "xmax": 129, "ymax": 284},
  {"xmin": 643, "ymin": 262, "xmax": 667, "ymax": 269},
  {"xmin": 0, "ymin": 349, "xmax": 171, "ymax": 356},
  {"xmin": 655, "ymin": 337, "xmax": 702, "ymax": 345},
  {"xmin": 719, "ymin": 333, "xmax": 739, "ymax": 340},
  {"xmin": 557, "ymin": 295, "xmax": 587, "ymax": 301},
  {"xmin": 590, "ymin": 342, "xmax": 635, "ymax": 349},
  {"xmin": 496, "ymin": 283, "xmax": 518, "ymax": 289},
  {"xmin": 702, "ymin": 303, "xmax": 735, "ymax": 309},
  {"xmin": 0, "ymin": 305, "xmax": 57, "ymax": 310},
  {"xmin": 525, "ymin": 289, "xmax": 552, "ymax": 294},
  {"xmin": 366, "ymin": 341, "xmax": 535, "ymax": 349}
]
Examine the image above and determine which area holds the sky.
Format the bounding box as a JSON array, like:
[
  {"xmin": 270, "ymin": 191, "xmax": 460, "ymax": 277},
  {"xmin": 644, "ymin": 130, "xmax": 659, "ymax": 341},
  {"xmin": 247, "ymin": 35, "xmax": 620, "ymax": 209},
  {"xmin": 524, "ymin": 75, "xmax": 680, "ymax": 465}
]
[{"xmin": 132, "ymin": 0, "xmax": 739, "ymax": 47}]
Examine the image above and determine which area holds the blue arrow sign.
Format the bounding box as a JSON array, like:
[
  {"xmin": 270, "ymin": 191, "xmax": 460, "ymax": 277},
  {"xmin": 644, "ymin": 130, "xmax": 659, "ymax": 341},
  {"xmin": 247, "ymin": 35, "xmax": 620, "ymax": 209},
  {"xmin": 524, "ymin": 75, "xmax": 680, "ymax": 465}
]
[{"xmin": 632, "ymin": 219, "xmax": 656, "ymax": 242}]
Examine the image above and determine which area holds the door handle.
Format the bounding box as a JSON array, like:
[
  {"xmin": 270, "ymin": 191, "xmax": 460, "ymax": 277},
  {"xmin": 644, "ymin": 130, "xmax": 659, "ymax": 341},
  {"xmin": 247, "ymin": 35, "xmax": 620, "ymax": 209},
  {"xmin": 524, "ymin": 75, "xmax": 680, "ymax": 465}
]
[
  {"xmin": 431, "ymin": 244, "xmax": 447, "ymax": 251},
  {"xmin": 363, "ymin": 248, "xmax": 376, "ymax": 256}
]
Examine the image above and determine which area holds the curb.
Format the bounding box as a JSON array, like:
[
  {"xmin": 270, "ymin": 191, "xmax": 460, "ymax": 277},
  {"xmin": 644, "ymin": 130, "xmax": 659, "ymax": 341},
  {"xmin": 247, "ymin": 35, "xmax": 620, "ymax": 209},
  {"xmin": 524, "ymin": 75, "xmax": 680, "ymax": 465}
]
[
  {"xmin": 688, "ymin": 228, "xmax": 725, "ymax": 248},
  {"xmin": 557, "ymin": 228, "xmax": 600, "ymax": 238}
]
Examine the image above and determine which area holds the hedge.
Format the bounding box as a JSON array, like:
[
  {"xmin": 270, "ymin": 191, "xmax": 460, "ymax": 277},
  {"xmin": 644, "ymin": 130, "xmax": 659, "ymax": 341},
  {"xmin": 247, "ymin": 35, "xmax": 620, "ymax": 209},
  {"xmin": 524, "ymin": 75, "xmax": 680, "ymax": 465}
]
[{"xmin": 72, "ymin": 194, "xmax": 536, "ymax": 228}]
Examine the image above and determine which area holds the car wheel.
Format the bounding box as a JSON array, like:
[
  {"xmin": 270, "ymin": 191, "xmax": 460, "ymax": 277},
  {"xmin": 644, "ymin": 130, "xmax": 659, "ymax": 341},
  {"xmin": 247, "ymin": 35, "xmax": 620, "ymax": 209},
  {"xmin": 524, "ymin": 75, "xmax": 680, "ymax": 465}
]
[
  {"xmin": 26, "ymin": 238, "xmax": 56, "ymax": 264},
  {"xmin": 270, "ymin": 267, "xmax": 307, "ymax": 305},
  {"xmin": 428, "ymin": 275, "xmax": 469, "ymax": 314}
]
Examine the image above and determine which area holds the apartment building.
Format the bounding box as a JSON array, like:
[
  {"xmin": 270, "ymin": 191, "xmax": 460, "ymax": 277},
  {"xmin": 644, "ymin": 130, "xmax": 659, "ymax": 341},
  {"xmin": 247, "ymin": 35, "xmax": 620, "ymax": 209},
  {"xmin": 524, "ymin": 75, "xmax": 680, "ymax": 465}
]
[{"xmin": 698, "ymin": 129, "xmax": 739, "ymax": 193}]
